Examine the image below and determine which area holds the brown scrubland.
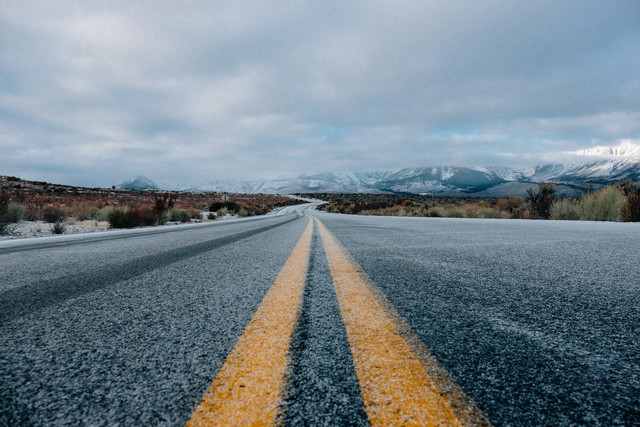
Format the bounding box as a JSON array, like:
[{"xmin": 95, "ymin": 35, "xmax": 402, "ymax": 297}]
[
  {"xmin": 300, "ymin": 180, "xmax": 640, "ymax": 222},
  {"xmin": 0, "ymin": 176, "xmax": 299, "ymax": 232}
]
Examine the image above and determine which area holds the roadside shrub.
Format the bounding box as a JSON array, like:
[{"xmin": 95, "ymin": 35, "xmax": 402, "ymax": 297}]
[
  {"xmin": 580, "ymin": 193, "xmax": 598, "ymax": 221},
  {"xmin": 550, "ymin": 199, "xmax": 580, "ymax": 220},
  {"xmin": 446, "ymin": 208, "xmax": 466, "ymax": 218},
  {"xmin": 133, "ymin": 206, "xmax": 158, "ymax": 226},
  {"xmin": 70, "ymin": 201, "xmax": 93, "ymax": 220},
  {"xmin": 596, "ymin": 186, "xmax": 625, "ymax": 221},
  {"xmin": 216, "ymin": 207, "xmax": 228, "ymax": 217},
  {"xmin": 472, "ymin": 207, "xmax": 500, "ymax": 218},
  {"xmin": 51, "ymin": 221, "xmax": 66, "ymax": 234},
  {"xmin": 243, "ymin": 204, "xmax": 266, "ymax": 216},
  {"xmin": 427, "ymin": 206, "xmax": 445, "ymax": 217},
  {"xmin": 154, "ymin": 193, "xmax": 175, "ymax": 219},
  {"xmin": 43, "ymin": 205, "xmax": 66, "ymax": 223},
  {"xmin": 169, "ymin": 207, "xmax": 190, "ymax": 223},
  {"xmin": 207, "ymin": 212, "xmax": 215, "ymax": 220},
  {"xmin": 209, "ymin": 201, "xmax": 225, "ymax": 212},
  {"xmin": 209, "ymin": 201, "xmax": 241, "ymax": 213},
  {"xmin": 6, "ymin": 203, "xmax": 25, "ymax": 223},
  {"xmin": 186, "ymin": 207, "xmax": 201, "ymax": 220},
  {"xmin": 622, "ymin": 193, "xmax": 640, "ymax": 222},
  {"xmin": 90, "ymin": 208, "xmax": 110, "ymax": 222},
  {"xmin": 238, "ymin": 208, "xmax": 250, "ymax": 217},
  {"xmin": 0, "ymin": 192, "xmax": 10, "ymax": 234},
  {"xmin": 23, "ymin": 203, "xmax": 41, "ymax": 221},
  {"xmin": 496, "ymin": 197, "xmax": 524, "ymax": 218},
  {"xmin": 527, "ymin": 182, "xmax": 556, "ymax": 219},
  {"xmin": 227, "ymin": 201, "xmax": 241, "ymax": 212},
  {"xmin": 581, "ymin": 186, "xmax": 625, "ymax": 221},
  {"xmin": 107, "ymin": 208, "xmax": 133, "ymax": 228},
  {"xmin": 107, "ymin": 206, "xmax": 157, "ymax": 228}
]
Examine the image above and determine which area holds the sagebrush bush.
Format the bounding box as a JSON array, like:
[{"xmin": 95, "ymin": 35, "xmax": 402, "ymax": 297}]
[
  {"xmin": 207, "ymin": 212, "xmax": 215, "ymax": 220},
  {"xmin": 90, "ymin": 208, "xmax": 110, "ymax": 222},
  {"xmin": 210, "ymin": 201, "xmax": 241, "ymax": 213},
  {"xmin": 427, "ymin": 207, "xmax": 445, "ymax": 217},
  {"xmin": 169, "ymin": 207, "xmax": 190, "ymax": 223},
  {"xmin": 43, "ymin": 206, "xmax": 66, "ymax": 223},
  {"xmin": 70, "ymin": 201, "xmax": 94, "ymax": 220},
  {"xmin": 216, "ymin": 207, "xmax": 228, "ymax": 217},
  {"xmin": 107, "ymin": 208, "xmax": 132, "ymax": 228},
  {"xmin": 6, "ymin": 203, "xmax": 25, "ymax": 223},
  {"xmin": 550, "ymin": 199, "xmax": 580, "ymax": 220},
  {"xmin": 134, "ymin": 206, "xmax": 158, "ymax": 225},
  {"xmin": 446, "ymin": 208, "xmax": 466, "ymax": 218},
  {"xmin": 580, "ymin": 194, "xmax": 598, "ymax": 221},
  {"xmin": 107, "ymin": 206, "xmax": 158, "ymax": 228},
  {"xmin": 581, "ymin": 186, "xmax": 625, "ymax": 221},
  {"xmin": 472, "ymin": 207, "xmax": 500, "ymax": 218},
  {"xmin": 51, "ymin": 221, "xmax": 66, "ymax": 234},
  {"xmin": 597, "ymin": 186, "xmax": 625, "ymax": 221},
  {"xmin": 186, "ymin": 207, "xmax": 201, "ymax": 220}
]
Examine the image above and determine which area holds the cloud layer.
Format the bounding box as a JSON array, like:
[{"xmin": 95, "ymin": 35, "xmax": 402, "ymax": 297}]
[{"xmin": 1, "ymin": 1, "xmax": 639, "ymax": 187}]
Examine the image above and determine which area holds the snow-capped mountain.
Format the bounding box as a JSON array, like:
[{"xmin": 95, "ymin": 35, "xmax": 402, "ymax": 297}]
[
  {"xmin": 187, "ymin": 160, "xmax": 639, "ymax": 196},
  {"xmin": 117, "ymin": 175, "xmax": 160, "ymax": 190},
  {"xmin": 520, "ymin": 160, "xmax": 640, "ymax": 184},
  {"xmin": 373, "ymin": 166, "xmax": 517, "ymax": 194},
  {"xmin": 120, "ymin": 142, "xmax": 640, "ymax": 196},
  {"xmin": 201, "ymin": 172, "xmax": 393, "ymax": 194},
  {"xmin": 574, "ymin": 140, "xmax": 640, "ymax": 158}
]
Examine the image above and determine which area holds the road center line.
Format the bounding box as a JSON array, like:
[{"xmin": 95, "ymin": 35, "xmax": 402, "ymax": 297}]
[
  {"xmin": 314, "ymin": 217, "xmax": 490, "ymax": 426},
  {"xmin": 187, "ymin": 217, "xmax": 313, "ymax": 426}
]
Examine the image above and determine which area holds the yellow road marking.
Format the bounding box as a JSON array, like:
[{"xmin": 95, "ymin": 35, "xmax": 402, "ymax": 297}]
[
  {"xmin": 188, "ymin": 217, "xmax": 313, "ymax": 426},
  {"xmin": 314, "ymin": 217, "xmax": 490, "ymax": 426}
]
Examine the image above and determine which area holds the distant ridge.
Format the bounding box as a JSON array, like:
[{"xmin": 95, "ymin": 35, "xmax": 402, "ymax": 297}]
[
  {"xmin": 117, "ymin": 175, "xmax": 160, "ymax": 190},
  {"xmin": 116, "ymin": 142, "xmax": 640, "ymax": 196},
  {"xmin": 189, "ymin": 142, "xmax": 640, "ymax": 196}
]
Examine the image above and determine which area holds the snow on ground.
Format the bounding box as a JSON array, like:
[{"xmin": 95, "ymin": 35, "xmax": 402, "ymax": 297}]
[
  {"xmin": 0, "ymin": 214, "xmax": 241, "ymax": 241},
  {"xmin": 0, "ymin": 220, "xmax": 110, "ymax": 240}
]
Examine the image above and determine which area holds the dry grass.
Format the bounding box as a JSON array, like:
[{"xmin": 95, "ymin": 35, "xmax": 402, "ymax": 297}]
[{"xmin": 313, "ymin": 184, "xmax": 638, "ymax": 222}]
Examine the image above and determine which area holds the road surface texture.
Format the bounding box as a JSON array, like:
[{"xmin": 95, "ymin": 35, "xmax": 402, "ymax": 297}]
[{"xmin": 1, "ymin": 204, "xmax": 639, "ymax": 425}]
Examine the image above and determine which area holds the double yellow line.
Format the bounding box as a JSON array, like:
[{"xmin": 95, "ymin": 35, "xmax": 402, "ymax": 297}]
[{"xmin": 188, "ymin": 216, "xmax": 489, "ymax": 426}]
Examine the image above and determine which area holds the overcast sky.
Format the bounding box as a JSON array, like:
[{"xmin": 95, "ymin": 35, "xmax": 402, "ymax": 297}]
[{"xmin": 1, "ymin": 1, "xmax": 639, "ymax": 187}]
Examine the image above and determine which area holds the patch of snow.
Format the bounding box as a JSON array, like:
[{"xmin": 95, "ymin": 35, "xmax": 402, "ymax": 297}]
[
  {"xmin": 441, "ymin": 167, "xmax": 455, "ymax": 180},
  {"xmin": 574, "ymin": 139, "xmax": 640, "ymax": 159}
]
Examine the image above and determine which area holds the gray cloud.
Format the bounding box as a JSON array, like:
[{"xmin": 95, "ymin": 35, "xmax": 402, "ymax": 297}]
[{"xmin": 1, "ymin": 0, "xmax": 639, "ymax": 187}]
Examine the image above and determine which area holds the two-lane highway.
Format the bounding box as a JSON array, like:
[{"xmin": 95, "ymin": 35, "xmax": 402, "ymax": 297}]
[
  {"xmin": 1, "ymin": 205, "xmax": 310, "ymax": 425},
  {"xmin": 1, "ymin": 205, "xmax": 639, "ymax": 425}
]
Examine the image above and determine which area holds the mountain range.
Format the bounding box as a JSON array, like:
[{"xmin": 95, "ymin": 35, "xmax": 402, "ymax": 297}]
[
  {"xmin": 122, "ymin": 141, "xmax": 640, "ymax": 196},
  {"xmin": 117, "ymin": 175, "xmax": 160, "ymax": 191}
]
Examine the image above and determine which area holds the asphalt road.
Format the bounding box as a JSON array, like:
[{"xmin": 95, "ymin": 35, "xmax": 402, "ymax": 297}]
[{"xmin": 1, "ymin": 205, "xmax": 639, "ymax": 425}]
